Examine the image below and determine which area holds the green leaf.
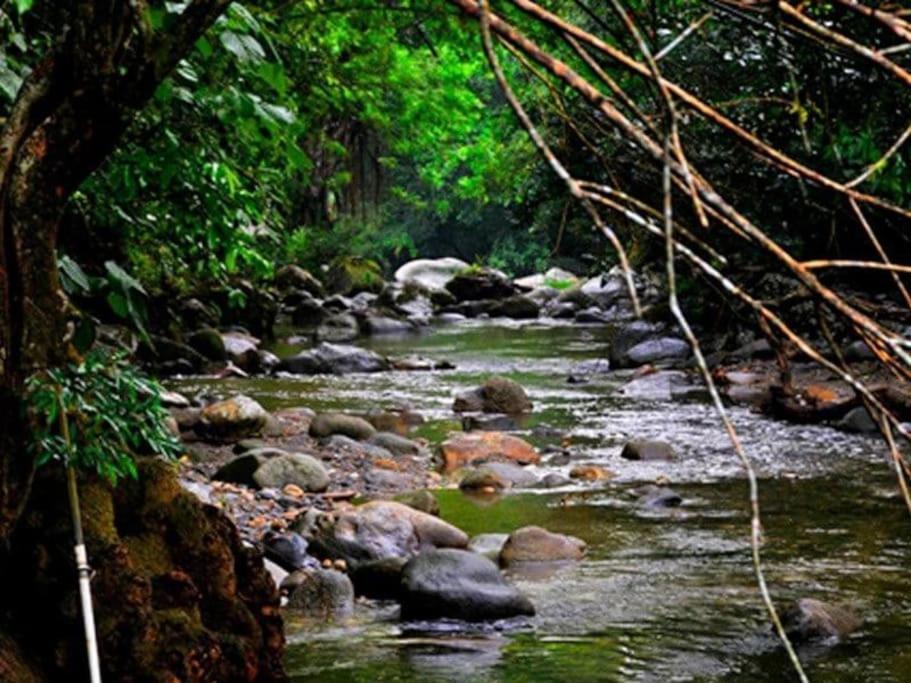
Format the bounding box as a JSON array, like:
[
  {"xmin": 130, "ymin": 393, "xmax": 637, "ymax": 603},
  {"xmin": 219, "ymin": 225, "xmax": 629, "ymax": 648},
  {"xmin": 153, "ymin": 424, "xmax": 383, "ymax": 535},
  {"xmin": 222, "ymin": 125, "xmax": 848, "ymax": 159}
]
[
  {"xmin": 15, "ymin": 0, "xmax": 34, "ymax": 14},
  {"xmin": 219, "ymin": 30, "xmax": 266, "ymax": 64},
  {"xmin": 59, "ymin": 256, "xmax": 92, "ymax": 295}
]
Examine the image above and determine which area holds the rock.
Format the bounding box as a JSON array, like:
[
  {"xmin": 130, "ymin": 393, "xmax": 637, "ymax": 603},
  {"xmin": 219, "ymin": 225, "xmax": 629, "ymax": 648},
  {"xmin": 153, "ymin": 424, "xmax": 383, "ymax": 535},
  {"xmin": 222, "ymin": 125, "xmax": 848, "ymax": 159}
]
[
  {"xmin": 438, "ymin": 432, "xmax": 539, "ymax": 473},
  {"xmin": 395, "ymin": 257, "xmax": 470, "ymax": 292},
  {"xmin": 394, "ymin": 490, "xmax": 440, "ymax": 516},
  {"xmin": 309, "ymin": 413, "xmax": 376, "ymax": 441},
  {"xmin": 323, "ymin": 434, "xmax": 393, "ymax": 460},
  {"xmin": 233, "ymin": 438, "xmax": 269, "ymax": 454},
  {"xmin": 256, "ymin": 350, "xmax": 280, "ymax": 373},
  {"xmin": 364, "ymin": 468, "xmax": 413, "ymax": 491},
  {"xmin": 212, "ymin": 453, "xmax": 268, "ymax": 486},
  {"xmin": 609, "ymin": 320, "xmax": 664, "ymax": 367},
  {"xmin": 620, "ymin": 439, "xmax": 677, "ymax": 462},
  {"xmin": 459, "ymin": 467, "xmax": 508, "ymax": 491},
  {"xmin": 543, "ymin": 301, "xmax": 578, "ymax": 319},
  {"xmin": 290, "ymin": 292, "xmax": 327, "ymax": 328},
  {"xmin": 574, "ymin": 307, "xmax": 611, "ymax": 324},
  {"xmin": 316, "ymin": 313, "xmax": 360, "ymax": 342},
  {"xmin": 845, "ymin": 340, "xmax": 875, "ymax": 362},
  {"xmin": 264, "ymin": 558, "xmax": 289, "ymax": 590},
  {"xmin": 264, "ymin": 532, "xmax": 311, "ymax": 572},
  {"xmin": 445, "ymin": 269, "xmax": 516, "ymax": 302},
  {"xmin": 837, "ymin": 406, "xmax": 878, "ymax": 433},
  {"xmin": 634, "ymin": 485, "xmax": 683, "ymax": 508},
  {"xmin": 221, "ymin": 331, "xmax": 260, "ymax": 366},
  {"xmin": 160, "ymin": 390, "xmax": 191, "ymax": 408},
  {"xmin": 453, "ymin": 376, "xmax": 532, "ymax": 414},
  {"xmin": 616, "ymin": 370, "xmax": 700, "ymax": 401},
  {"xmin": 580, "ymin": 273, "xmax": 629, "ymax": 308},
  {"xmin": 400, "ymin": 549, "xmax": 535, "ymax": 621},
  {"xmin": 781, "ymin": 598, "xmax": 861, "ymax": 642},
  {"xmin": 187, "ymin": 327, "xmax": 227, "ymax": 362},
  {"xmin": 369, "ymin": 432, "xmax": 423, "ymax": 456},
  {"xmin": 570, "ymin": 359, "xmax": 611, "ymax": 377},
  {"xmin": 477, "ymin": 461, "xmax": 538, "ymax": 488},
  {"xmin": 326, "ymin": 256, "xmax": 385, "ymax": 296},
  {"xmin": 299, "ymin": 501, "xmax": 468, "ymax": 568},
  {"xmin": 625, "ymin": 337, "xmax": 690, "ymax": 367},
  {"xmin": 436, "ymin": 312, "xmax": 466, "ymax": 323},
  {"xmin": 391, "ymin": 356, "xmax": 454, "ymax": 371},
  {"xmin": 253, "ymin": 452, "xmax": 330, "ymax": 492},
  {"xmin": 499, "ymin": 526, "xmax": 586, "ymax": 565},
  {"xmin": 197, "ymin": 395, "xmax": 270, "ymax": 441},
  {"xmin": 569, "ymin": 465, "xmax": 613, "ymax": 481},
  {"xmin": 275, "ymin": 265, "xmax": 325, "ymax": 297},
  {"xmin": 536, "ymin": 473, "xmax": 571, "ymax": 489},
  {"xmin": 488, "ymin": 295, "xmax": 540, "ymax": 319},
  {"xmin": 360, "ymin": 315, "xmax": 416, "ymax": 336},
  {"xmin": 284, "ymin": 569, "xmax": 354, "ymax": 618},
  {"xmin": 277, "ymin": 342, "xmax": 390, "ymax": 375},
  {"xmin": 179, "ymin": 297, "xmax": 219, "ymax": 329},
  {"xmin": 139, "ymin": 335, "xmax": 208, "ymax": 373},
  {"xmin": 349, "ymin": 557, "xmax": 407, "ymax": 600},
  {"xmin": 364, "ymin": 409, "xmax": 424, "ymax": 435},
  {"xmin": 468, "ymin": 533, "xmax": 510, "ymax": 559}
]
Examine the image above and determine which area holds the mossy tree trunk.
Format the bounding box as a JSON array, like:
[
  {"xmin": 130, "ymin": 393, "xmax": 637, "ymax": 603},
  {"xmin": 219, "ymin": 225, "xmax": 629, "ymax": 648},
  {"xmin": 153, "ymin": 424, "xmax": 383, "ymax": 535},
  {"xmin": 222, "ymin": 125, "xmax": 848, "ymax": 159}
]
[{"xmin": 0, "ymin": 3, "xmax": 287, "ymax": 680}]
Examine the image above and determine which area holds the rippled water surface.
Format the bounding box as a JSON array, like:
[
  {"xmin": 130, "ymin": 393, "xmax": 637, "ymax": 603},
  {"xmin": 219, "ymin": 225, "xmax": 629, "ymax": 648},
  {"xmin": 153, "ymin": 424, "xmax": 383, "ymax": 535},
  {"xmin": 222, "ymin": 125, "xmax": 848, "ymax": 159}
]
[{"xmin": 174, "ymin": 320, "xmax": 911, "ymax": 681}]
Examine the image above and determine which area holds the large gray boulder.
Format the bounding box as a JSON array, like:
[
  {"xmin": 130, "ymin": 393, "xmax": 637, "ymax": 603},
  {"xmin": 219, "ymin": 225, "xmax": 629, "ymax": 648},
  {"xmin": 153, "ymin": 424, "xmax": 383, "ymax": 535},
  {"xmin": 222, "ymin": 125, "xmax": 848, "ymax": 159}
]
[
  {"xmin": 609, "ymin": 320, "xmax": 664, "ymax": 367},
  {"xmin": 400, "ymin": 549, "xmax": 535, "ymax": 621},
  {"xmin": 297, "ymin": 501, "xmax": 468, "ymax": 568},
  {"xmin": 625, "ymin": 337, "xmax": 690, "ymax": 367},
  {"xmin": 252, "ymin": 452, "xmax": 329, "ymax": 492},
  {"xmin": 277, "ymin": 342, "xmax": 390, "ymax": 375},
  {"xmin": 499, "ymin": 526, "xmax": 586, "ymax": 566}
]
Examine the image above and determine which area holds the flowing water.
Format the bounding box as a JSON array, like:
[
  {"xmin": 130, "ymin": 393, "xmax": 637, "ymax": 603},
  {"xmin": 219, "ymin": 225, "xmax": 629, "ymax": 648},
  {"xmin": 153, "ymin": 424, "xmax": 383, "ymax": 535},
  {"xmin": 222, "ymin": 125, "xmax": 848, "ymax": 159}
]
[{"xmin": 174, "ymin": 320, "xmax": 911, "ymax": 681}]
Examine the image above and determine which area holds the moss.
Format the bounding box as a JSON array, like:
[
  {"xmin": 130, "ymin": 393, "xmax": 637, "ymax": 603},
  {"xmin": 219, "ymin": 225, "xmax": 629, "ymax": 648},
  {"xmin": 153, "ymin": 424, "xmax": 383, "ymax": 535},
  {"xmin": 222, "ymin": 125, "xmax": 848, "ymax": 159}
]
[
  {"xmin": 327, "ymin": 256, "xmax": 384, "ymax": 295},
  {"xmin": 79, "ymin": 479, "xmax": 118, "ymax": 545},
  {"xmin": 124, "ymin": 532, "xmax": 173, "ymax": 577}
]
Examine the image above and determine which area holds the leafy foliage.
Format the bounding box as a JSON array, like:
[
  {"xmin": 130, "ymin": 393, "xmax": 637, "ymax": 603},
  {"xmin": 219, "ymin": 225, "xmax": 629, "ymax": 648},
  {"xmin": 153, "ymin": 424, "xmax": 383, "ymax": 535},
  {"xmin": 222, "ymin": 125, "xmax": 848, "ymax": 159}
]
[{"xmin": 26, "ymin": 350, "xmax": 182, "ymax": 484}]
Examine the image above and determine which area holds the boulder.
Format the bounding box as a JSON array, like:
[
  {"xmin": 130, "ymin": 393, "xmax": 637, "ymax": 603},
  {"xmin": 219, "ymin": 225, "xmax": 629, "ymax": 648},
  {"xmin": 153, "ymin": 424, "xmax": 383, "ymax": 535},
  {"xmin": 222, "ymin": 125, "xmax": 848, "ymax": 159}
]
[
  {"xmin": 782, "ymin": 598, "xmax": 862, "ymax": 642},
  {"xmin": 187, "ymin": 327, "xmax": 227, "ymax": 361},
  {"xmin": 459, "ymin": 467, "xmax": 508, "ymax": 492},
  {"xmin": 284, "ymin": 569, "xmax": 354, "ymax": 618},
  {"xmin": 837, "ymin": 406, "xmax": 878, "ymax": 433},
  {"xmin": 616, "ymin": 370, "xmax": 701, "ymax": 401},
  {"xmin": 252, "ymin": 452, "xmax": 329, "ymax": 492},
  {"xmin": 536, "ymin": 473, "xmax": 571, "ymax": 489},
  {"xmin": 633, "ymin": 484, "xmax": 683, "ymax": 508},
  {"xmin": 467, "ymin": 533, "xmax": 509, "ymax": 559},
  {"xmin": 400, "ymin": 549, "xmax": 535, "ymax": 621},
  {"xmin": 325, "ymin": 256, "xmax": 385, "ymax": 296},
  {"xmin": 453, "ymin": 376, "xmax": 532, "ymax": 414},
  {"xmin": 275, "ymin": 265, "xmax": 325, "ymax": 297},
  {"xmin": 315, "ymin": 313, "xmax": 360, "ymax": 342},
  {"xmin": 625, "ymin": 337, "xmax": 690, "ymax": 367},
  {"xmin": 298, "ymin": 501, "xmax": 468, "ymax": 568},
  {"xmin": 499, "ymin": 526, "xmax": 586, "ymax": 565},
  {"xmin": 212, "ymin": 452, "xmax": 267, "ymax": 486},
  {"xmin": 580, "ymin": 273, "xmax": 628, "ymax": 308},
  {"xmin": 488, "ymin": 295, "xmax": 540, "ymax": 319},
  {"xmin": 277, "ymin": 342, "xmax": 390, "ymax": 375},
  {"xmin": 620, "ymin": 439, "xmax": 677, "ymax": 462},
  {"xmin": 290, "ymin": 292, "xmax": 327, "ymax": 328},
  {"xmin": 460, "ymin": 462, "xmax": 537, "ymax": 491},
  {"xmin": 309, "ymin": 413, "xmax": 376, "ymax": 441},
  {"xmin": 366, "ymin": 432, "xmax": 421, "ymax": 456},
  {"xmin": 349, "ymin": 557, "xmax": 407, "ymax": 600},
  {"xmin": 574, "ymin": 307, "xmax": 611, "ymax": 324},
  {"xmin": 395, "ymin": 257, "xmax": 470, "ymax": 292},
  {"xmin": 445, "ymin": 269, "xmax": 516, "ymax": 302},
  {"xmin": 438, "ymin": 432, "xmax": 539, "ymax": 473},
  {"xmin": 609, "ymin": 320, "xmax": 664, "ymax": 367},
  {"xmin": 197, "ymin": 395, "xmax": 270, "ymax": 441},
  {"xmin": 263, "ymin": 532, "xmax": 312, "ymax": 572},
  {"xmin": 393, "ymin": 490, "xmax": 440, "ymax": 516},
  {"xmin": 364, "ymin": 409, "xmax": 424, "ymax": 435}
]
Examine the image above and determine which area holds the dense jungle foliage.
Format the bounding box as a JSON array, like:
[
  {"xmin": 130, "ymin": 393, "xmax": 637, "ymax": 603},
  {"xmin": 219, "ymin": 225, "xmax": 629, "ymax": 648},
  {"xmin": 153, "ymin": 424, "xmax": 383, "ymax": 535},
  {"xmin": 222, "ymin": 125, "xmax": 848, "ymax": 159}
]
[{"xmin": 1, "ymin": 0, "xmax": 908, "ymax": 294}]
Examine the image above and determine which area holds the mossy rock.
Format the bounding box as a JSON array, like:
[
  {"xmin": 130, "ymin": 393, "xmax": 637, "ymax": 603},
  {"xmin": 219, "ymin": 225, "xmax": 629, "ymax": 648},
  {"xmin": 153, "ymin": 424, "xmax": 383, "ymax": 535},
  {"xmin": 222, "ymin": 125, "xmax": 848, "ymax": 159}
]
[{"xmin": 325, "ymin": 256, "xmax": 385, "ymax": 296}]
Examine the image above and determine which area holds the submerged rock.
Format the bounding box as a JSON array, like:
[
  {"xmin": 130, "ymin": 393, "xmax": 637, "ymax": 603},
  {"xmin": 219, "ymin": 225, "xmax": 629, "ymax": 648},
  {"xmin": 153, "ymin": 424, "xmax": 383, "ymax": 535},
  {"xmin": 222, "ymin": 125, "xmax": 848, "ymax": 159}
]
[
  {"xmin": 499, "ymin": 526, "xmax": 586, "ymax": 566},
  {"xmin": 453, "ymin": 376, "xmax": 532, "ymax": 414},
  {"xmin": 315, "ymin": 313, "xmax": 360, "ymax": 342},
  {"xmin": 468, "ymin": 533, "xmax": 510, "ymax": 559},
  {"xmin": 633, "ymin": 484, "xmax": 683, "ymax": 508},
  {"xmin": 625, "ymin": 337, "xmax": 690, "ymax": 367},
  {"xmin": 277, "ymin": 342, "xmax": 390, "ymax": 375},
  {"xmin": 781, "ymin": 598, "xmax": 862, "ymax": 643},
  {"xmin": 620, "ymin": 439, "xmax": 677, "ymax": 462},
  {"xmin": 284, "ymin": 569, "xmax": 354, "ymax": 618},
  {"xmin": 400, "ymin": 549, "xmax": 535, "ymax": 621},
  {"xmin": 438, "ymin": 432, "xmax": 539, "ymax": 473},
  {"xmin": 197, "ymin": 395, "xmax": 270, "ymax": 441}
]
